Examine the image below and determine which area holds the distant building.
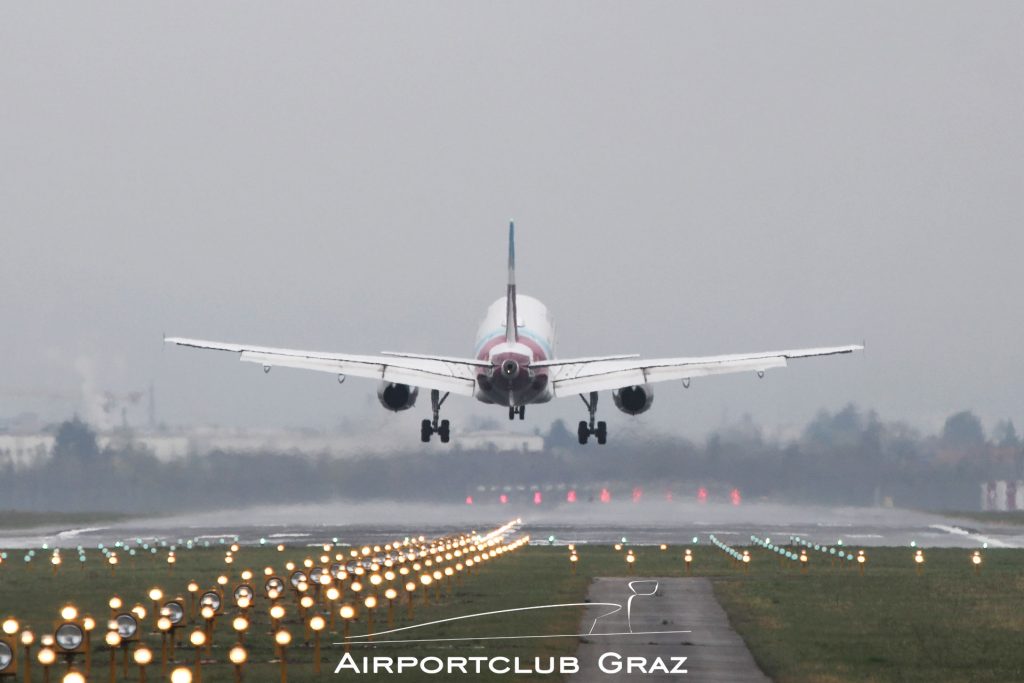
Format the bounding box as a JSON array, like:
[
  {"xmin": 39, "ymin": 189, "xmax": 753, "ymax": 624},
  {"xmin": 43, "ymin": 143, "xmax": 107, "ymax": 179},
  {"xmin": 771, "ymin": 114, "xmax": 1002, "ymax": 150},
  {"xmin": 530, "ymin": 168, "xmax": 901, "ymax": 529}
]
[
  {"xmin": 0, "ymin": 434, "xmax": 53, "ymax": 469},
  {"xmin": 980, "ymin": 480, "xmax": 1024, "ymax": 511}
]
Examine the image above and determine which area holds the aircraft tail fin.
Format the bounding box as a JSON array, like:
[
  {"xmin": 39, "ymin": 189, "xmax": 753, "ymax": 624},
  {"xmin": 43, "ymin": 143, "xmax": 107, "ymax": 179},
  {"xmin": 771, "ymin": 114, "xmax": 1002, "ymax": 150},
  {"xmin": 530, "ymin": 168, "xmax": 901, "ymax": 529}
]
[{"xmin": 505, "ymin": 221, "xmax": 518, "ymax": 344}]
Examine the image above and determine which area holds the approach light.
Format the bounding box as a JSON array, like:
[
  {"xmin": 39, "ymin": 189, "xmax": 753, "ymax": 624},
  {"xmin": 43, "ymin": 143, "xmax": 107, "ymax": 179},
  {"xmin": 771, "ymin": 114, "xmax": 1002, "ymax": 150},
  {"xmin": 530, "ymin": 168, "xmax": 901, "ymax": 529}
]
[
  {"xmin": 229, "ymin": 645, "xmax": 247, "ymax": 665},
  {"xmin": 56, "ymin": 623, "xmax": 85, "ymax": 651}
]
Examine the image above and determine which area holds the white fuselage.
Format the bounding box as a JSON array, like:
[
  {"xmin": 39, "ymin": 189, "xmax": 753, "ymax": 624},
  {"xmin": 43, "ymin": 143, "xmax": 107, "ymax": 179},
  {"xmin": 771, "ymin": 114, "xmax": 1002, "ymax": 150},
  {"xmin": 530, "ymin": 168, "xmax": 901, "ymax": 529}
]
[{"xmin": 473, "ymin": 295, "xmax": 556, "ymax": 406}]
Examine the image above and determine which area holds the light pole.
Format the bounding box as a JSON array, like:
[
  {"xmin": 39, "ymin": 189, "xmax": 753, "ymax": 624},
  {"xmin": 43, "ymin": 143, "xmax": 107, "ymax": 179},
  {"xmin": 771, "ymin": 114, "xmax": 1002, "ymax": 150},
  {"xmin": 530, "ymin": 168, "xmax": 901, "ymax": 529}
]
[
  {"xmin": 186, "ymin": 584, "xmax": 199, "ymax": 623},
  {"xmin": 404, "ymin": 582, "xmax": 416, "ymax": 619},
  {"xmin": 228, "ymin": 645, "xmax": 246, "ymax": 683},
  {"xmin": 338, "ymin": 606, "xmax": 356, "ymax": 652},
  {"xmin": 231, "ymin": 617, "xmax": 248, "ymax": 647},
  {"xmin": 309, "ymin": 616, "xmax": 325, "ymax": 674},
  {"xmin": 37, "ymin": 646, "xmax": 56, "ymax": 683},
  {"xmin": 107, "ymin": 598, "xmax": 122, "ymax": 623},
  {"xmin": 269, "ymin": 605, "xmax": 285, "ymax": 634},
  {"xmin": 19, "ymin": 628, "xmax": 34, "ymax": 683},
  {"xmin": 364, "ymin": 596, "xmax": 377, "ymax": 641},
  {"xmin": 103, "ymin": 631, "xmax": 120, "ymax": 683},
  {"xmin": 187, "ymin": 630, "xmax": 205, "ymax": 683},
  {"xmin": 132, "ymin": 646, "xmax": 152, "ymax": 683},
  {"xmin": 384, "ymin": 588, "xmax": 398, "ymax": 628},
  {"xmin": 156, "ymin": 617, "xmax": 172, "ymax": 674},
  {"xmin": 273, "ymin": 631, "xmax": 290, "ymax": 683},
  {"xmin": 419, "ymin": 575, "xmax": 431, "ymax": 606},
  {"xmin": 147, "ymin": 589, "xmax": 163, "ymax": 633}
]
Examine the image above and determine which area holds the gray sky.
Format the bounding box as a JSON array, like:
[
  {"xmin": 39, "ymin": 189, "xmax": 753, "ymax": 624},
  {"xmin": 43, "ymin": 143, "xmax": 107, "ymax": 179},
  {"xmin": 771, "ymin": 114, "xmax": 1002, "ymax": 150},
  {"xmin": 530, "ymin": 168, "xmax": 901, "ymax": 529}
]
[{"xmin": 1, "ymin": 2, "xmax": 1022, "ymax": 438}]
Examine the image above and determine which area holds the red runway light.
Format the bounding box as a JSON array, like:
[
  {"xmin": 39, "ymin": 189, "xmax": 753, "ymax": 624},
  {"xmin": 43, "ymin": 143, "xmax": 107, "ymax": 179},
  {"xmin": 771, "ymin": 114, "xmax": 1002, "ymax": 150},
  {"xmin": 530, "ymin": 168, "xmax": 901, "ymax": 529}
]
[
  {"xmin": 465, "ymin": 496, "xmax": 473, "ymax": 505},
  {"xmin": 499, "ymin": 494, "xmax": 508, "ymax": 504},
  {"xmin": 632, "ymin": 487, "xmax": 643, "ymax": 503},
  {"xmin": 730, "ymin": 488, "xmax": 742, "ymax": 506},
  {"xmin": 567, "ymin": 490, "xmax": 577, "ymax": 503},
  {"xmin": 600, "ymin": 488, "xmax": 611, "ymax": 503},
  {"xmin": 697, "ymin": 487, "xmax": 708, "ymax": 503},
  {"xmin": 533, "ymin": 491, "xmax": 542, "ymax": 505}
]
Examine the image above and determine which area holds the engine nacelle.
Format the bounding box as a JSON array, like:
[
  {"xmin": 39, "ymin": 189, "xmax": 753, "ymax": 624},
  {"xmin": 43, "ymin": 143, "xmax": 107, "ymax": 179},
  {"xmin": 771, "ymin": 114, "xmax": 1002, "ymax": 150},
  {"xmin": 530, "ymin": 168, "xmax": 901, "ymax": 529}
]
[
  {"xmin": 612, "ymin": 385, "xmax": 654, "ymax": 416},
  {"xmin": 377, "ymin": 382, "xmax": 419, "ymax": 412}
]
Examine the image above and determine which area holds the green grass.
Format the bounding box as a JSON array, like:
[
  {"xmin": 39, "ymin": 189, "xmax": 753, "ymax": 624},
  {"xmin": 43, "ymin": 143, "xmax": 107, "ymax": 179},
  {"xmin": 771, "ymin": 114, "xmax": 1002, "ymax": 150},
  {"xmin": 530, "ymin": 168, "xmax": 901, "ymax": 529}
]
[
  {"xmin": 1, "ymin": 539, "xmax": 1022, "ymax": 682},
  {"xmin": 714, "ymin": 546, "xmax": 1024, "ymax": 683}
]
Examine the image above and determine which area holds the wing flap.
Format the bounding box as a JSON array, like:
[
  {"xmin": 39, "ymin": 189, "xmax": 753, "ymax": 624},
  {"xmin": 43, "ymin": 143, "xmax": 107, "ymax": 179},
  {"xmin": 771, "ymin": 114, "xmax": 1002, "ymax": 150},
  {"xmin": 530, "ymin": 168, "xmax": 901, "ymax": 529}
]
[
  {"xmin": 549, "ymin": 344, "xmax": 860, "ymax": 396},
  {"xmin": 166, "ymin": 337, "xmax": 477, "ymax": 396}
]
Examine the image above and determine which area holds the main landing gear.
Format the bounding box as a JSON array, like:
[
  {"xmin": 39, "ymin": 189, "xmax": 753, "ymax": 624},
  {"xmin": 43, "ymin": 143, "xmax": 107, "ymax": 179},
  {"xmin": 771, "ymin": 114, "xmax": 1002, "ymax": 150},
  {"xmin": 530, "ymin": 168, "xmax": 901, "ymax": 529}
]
[
  {"xmin": 578, "ymin": 391, "xmax": 607, "ymax": 445},
  {"xmin": 421, "ymin": 389, "xmax": 451, "ymax": 443},
  {"xmin": 509, "ymin": 405, "xmax": 525, "ymax": 420}
]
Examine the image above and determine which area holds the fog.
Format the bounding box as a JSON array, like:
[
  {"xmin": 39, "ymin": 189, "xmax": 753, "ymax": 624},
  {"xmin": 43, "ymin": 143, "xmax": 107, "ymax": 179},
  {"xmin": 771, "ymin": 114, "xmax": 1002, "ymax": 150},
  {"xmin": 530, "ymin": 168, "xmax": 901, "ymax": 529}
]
[{"xmin": 1, "ymin": 3, "xmax": 1022, "ymax": 439}]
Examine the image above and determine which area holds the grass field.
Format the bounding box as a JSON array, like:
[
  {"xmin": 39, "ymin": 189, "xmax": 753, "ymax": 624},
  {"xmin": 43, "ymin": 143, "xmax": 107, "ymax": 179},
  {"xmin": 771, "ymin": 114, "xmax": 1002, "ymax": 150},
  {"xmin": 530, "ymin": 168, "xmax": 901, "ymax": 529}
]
[{"xmin": 1, "ymin": 531, "xmax": 1022, "ymax": 682}]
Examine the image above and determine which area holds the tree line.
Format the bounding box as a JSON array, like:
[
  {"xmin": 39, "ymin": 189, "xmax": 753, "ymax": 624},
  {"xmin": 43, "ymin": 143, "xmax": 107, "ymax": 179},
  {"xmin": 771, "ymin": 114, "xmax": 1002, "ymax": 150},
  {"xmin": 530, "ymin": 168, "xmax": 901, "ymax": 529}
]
[{"xmin": 0, "ymin": 406, "xmax": 1019, "ymax": 513}]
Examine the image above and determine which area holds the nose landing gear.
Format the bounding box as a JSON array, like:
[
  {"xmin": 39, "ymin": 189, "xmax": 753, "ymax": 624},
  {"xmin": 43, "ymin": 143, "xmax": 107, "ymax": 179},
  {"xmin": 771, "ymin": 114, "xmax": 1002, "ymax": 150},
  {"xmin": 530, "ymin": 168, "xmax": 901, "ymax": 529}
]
[
  {"xmin": 509, "ymin": 405, "xmax": 526, "ymax": 420},
  {"xmin": 577, "ymin": 392, "xmax": 607, "ymax": 445},
  {"xmin": 420, "ymin": 389, "xmax": 451, "ymax": 443}
]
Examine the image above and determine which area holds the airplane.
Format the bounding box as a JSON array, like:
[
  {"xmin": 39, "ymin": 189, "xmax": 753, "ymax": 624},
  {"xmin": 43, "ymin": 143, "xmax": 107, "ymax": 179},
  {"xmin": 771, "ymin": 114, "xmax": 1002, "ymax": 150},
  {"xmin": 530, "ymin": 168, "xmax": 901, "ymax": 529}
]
[{"xmin": 166, "ymin": 223, "xmax": 862, "ymax": 445}]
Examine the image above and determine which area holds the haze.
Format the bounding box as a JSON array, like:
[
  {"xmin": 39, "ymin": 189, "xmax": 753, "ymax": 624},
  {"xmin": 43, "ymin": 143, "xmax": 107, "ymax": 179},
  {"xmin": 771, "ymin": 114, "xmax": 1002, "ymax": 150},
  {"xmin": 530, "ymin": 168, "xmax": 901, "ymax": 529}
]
[{"xmin": 2, "ymin": 2, "xmax": 1021, "ymax": 437}]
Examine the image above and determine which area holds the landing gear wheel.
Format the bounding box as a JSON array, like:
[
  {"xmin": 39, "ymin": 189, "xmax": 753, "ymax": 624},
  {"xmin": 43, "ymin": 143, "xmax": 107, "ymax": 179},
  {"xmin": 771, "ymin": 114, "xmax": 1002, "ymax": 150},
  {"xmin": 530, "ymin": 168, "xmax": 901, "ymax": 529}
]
[
  {"xmin": 421, "ymin": 390, "xmax": 452, "ymax": 443},
  {"xmin": 578, "ymin": 392, "xmax": 605, "ymax": 445},
  {"xmin": 519, "ymin": 406, "xmax": 526, "ymax": 420}
]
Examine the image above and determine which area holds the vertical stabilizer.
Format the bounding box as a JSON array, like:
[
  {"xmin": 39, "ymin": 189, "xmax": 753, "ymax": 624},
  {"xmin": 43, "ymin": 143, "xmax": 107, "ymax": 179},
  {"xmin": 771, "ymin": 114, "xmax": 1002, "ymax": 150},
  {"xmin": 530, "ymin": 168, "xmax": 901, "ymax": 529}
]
[{"xmin": 505, "ymin": 221, "xmax": 518, "ymax": 343}]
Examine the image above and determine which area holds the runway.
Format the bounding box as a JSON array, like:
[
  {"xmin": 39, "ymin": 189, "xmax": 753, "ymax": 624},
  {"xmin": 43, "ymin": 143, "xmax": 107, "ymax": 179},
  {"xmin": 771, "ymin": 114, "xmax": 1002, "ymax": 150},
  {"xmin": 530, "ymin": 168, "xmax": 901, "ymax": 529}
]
[{"xmin": 1, "ymin": 502, "xmax": 1020, "ymax": 550}]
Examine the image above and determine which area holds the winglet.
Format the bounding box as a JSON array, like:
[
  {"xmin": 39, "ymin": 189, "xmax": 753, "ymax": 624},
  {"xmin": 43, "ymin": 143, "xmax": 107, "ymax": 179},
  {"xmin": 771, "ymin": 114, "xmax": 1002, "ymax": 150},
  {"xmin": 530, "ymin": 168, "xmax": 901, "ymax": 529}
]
[{"xmin": 505, "ymin": 221, "xmax": 518, "ymax": 343}]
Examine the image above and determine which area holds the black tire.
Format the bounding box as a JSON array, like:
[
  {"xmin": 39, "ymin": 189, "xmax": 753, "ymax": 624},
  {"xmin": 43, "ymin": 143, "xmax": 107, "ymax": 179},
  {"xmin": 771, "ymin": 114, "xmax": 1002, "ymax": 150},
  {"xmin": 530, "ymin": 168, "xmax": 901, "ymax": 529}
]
[
  {"xmin": 439, "ymin": 419, "xmax": 451, "ymax": 443},
  {"xmin": 519, "ymin": 407, "xmax": 526, "ymax": 420},
  {"xmin": 596, "ymin": 421, "xmax": 608, "ymax": 445},
  {"xmin": 577, "ymin": 421, "xmax": 589, "ymax": 445},
  {"xmin": 509, "ymin": 407, "xmax": 516, "ymax": 420},
  {"xmin": 420, "ymin": 419, "xmax": 432, "ymax": 443}
]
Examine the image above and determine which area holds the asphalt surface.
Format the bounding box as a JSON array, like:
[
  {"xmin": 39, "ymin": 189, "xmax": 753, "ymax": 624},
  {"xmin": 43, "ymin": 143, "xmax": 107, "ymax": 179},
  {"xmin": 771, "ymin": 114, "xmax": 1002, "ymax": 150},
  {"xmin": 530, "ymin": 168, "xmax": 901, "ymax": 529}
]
[
  {"xmin": 1, "ymin": 502, "xmax": 1020, "ymax": 550},
  {"xmin": 571, "ymin": 577, "xmax": 770, "ymax": 682}
]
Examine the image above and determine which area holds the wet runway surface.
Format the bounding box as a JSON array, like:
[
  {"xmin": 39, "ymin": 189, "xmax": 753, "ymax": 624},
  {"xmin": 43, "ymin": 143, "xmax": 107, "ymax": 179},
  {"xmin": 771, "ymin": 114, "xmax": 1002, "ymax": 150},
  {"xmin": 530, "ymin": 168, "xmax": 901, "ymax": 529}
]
[{"xmin": 2, "ymin": 501, "xmax": 1021, "ymax": 551}]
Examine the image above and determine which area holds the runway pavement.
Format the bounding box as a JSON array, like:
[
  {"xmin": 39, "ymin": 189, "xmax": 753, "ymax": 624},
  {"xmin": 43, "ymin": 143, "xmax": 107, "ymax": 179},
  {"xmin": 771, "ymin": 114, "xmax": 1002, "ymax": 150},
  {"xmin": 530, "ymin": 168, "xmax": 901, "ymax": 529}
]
[
  {"xmin": 571, "ymin": 577, "xmax": 770, "ymax": 682},
  {"xmin": 1, "ymin": 501, "xmax": 1020, "ymax": 549}
]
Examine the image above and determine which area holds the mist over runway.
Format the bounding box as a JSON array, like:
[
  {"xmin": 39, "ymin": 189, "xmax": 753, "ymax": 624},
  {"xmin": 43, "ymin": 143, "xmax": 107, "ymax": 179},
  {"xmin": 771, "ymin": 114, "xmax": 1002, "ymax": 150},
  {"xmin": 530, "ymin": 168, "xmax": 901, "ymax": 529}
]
[{"xmin": 2, "ymin": 501, "xmax": 1020, "ymax": 550}]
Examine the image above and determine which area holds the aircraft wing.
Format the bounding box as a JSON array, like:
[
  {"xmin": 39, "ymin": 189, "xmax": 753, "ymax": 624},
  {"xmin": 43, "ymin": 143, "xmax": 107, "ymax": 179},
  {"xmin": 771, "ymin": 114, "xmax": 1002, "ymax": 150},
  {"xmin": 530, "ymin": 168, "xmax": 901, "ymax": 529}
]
[
  {"xmin": 547, "ymin": 345, "xmax": 863, "ymax": 397},
  {"xmin": 164, "ymin": 337, "xmax": 479, "ymax": 396}
]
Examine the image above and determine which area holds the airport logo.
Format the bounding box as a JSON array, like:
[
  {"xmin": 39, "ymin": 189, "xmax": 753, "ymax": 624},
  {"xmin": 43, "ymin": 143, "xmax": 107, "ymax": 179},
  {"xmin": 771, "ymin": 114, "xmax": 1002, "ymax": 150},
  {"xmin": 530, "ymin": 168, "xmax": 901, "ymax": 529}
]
[{"xmin": 334, "ymin": 580, "xmax": 690, "ymax": 676}]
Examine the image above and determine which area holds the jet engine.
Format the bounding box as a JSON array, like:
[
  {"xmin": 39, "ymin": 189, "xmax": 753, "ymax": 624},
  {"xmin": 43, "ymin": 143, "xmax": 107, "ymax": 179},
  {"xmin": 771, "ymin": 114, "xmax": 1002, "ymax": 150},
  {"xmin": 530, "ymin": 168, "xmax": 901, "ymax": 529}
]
[
  {"xmin": 612, "ymin": 385, "xmax": 654, "ymax": 415},
  {"xmin": 377, "ymin": 382, "xmax": 419, "ymax": 412}
]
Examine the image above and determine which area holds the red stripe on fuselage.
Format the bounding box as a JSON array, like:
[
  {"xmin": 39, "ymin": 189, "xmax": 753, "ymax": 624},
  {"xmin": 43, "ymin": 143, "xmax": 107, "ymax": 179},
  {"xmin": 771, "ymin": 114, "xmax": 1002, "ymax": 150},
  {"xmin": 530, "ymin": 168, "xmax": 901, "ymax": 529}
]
[{"xmin": 476, "ymin": 334, "xmax": 549, "ymax": 363}]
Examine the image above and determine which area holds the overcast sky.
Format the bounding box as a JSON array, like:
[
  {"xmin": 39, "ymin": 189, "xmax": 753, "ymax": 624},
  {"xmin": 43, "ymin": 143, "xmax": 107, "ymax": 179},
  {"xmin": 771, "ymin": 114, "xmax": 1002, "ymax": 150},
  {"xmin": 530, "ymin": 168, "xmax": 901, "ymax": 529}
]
[{"xmin": 1, "ymin": 2, "xmax": 1021, "ymax": 438}]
